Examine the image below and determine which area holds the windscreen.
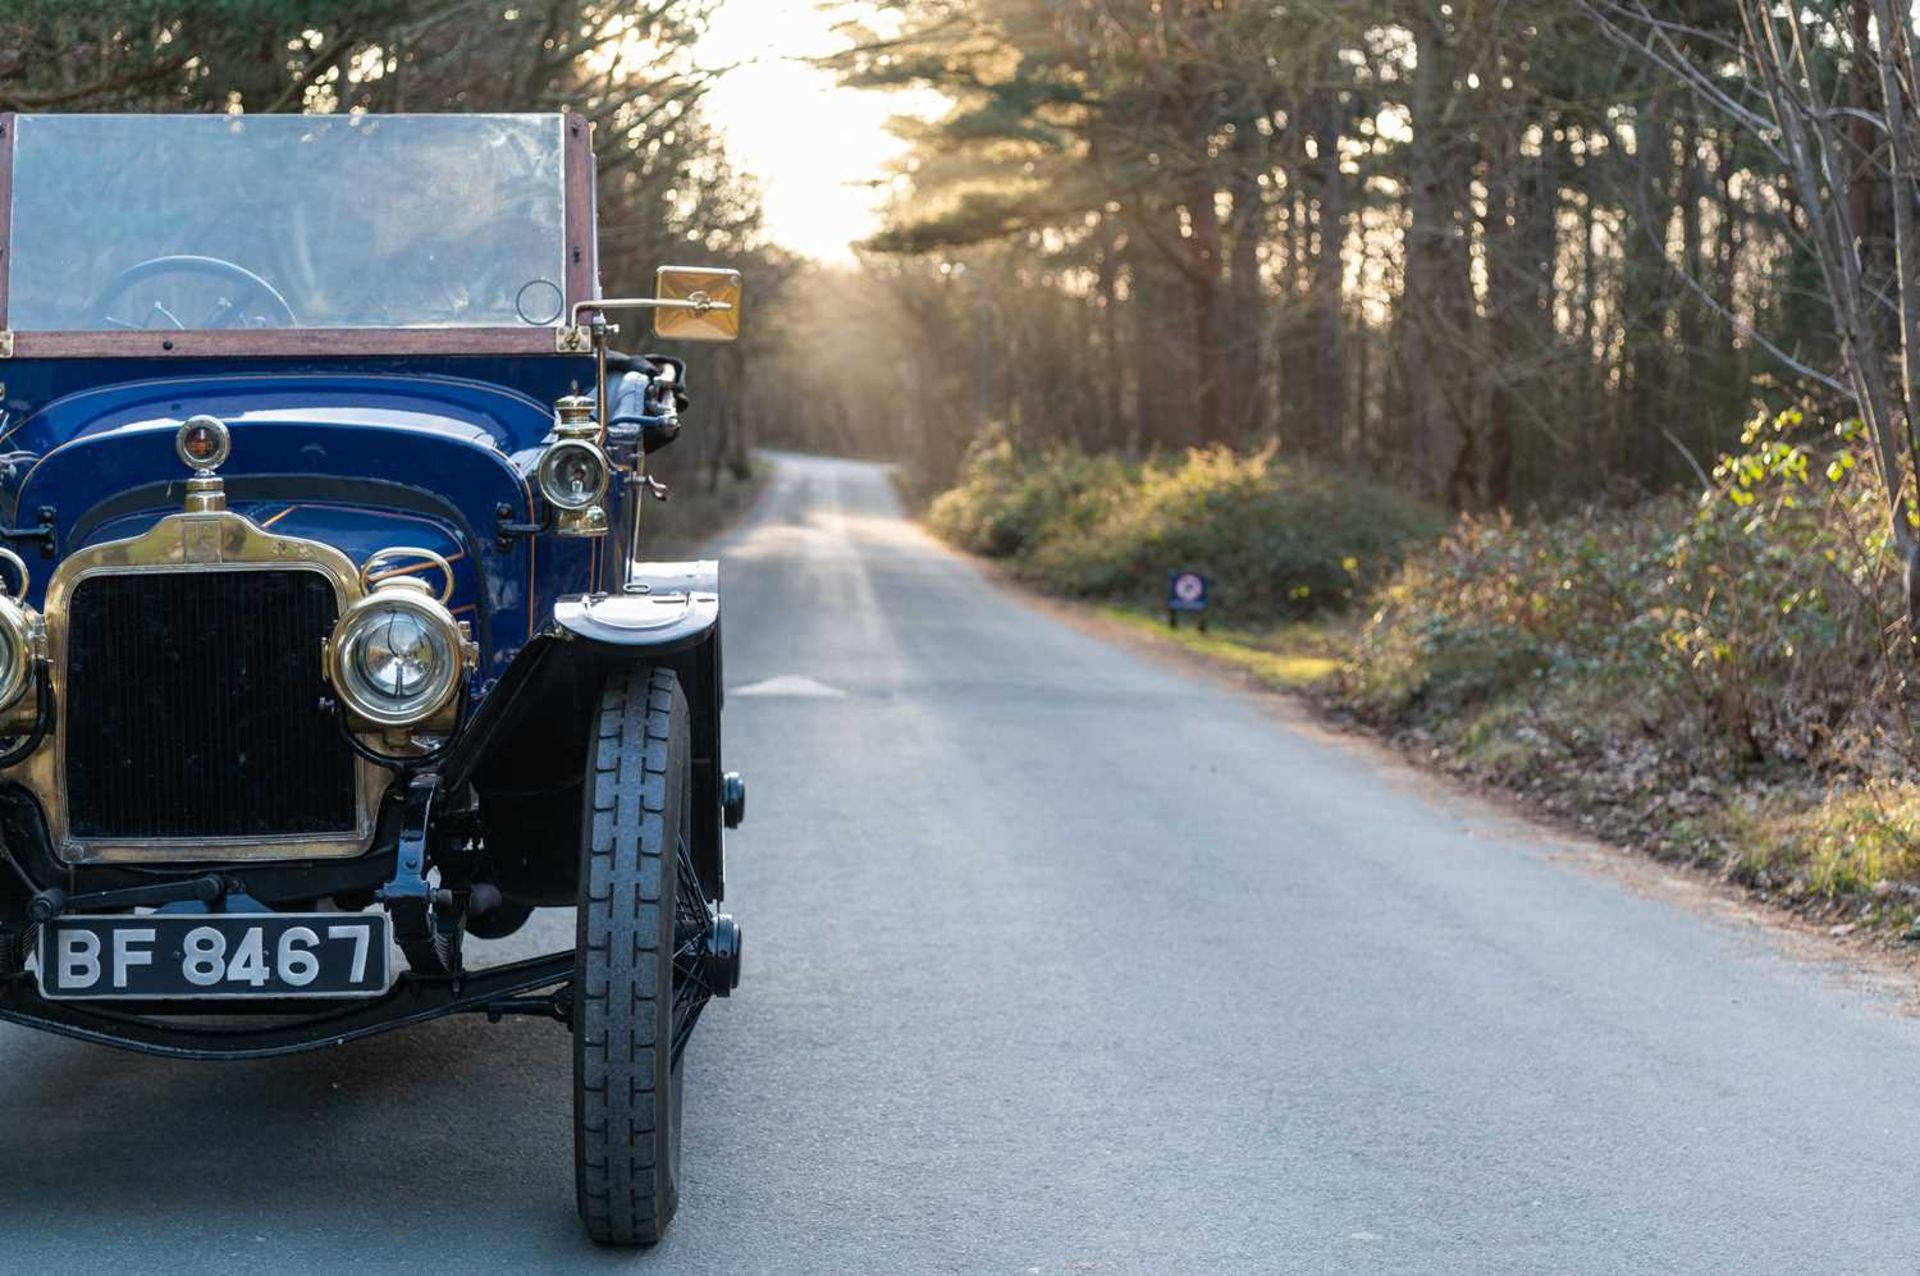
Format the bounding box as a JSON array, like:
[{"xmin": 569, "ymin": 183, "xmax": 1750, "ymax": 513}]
[{"xmin": 8, "ymin": 113, "xmax": 569, "ymax": 332}]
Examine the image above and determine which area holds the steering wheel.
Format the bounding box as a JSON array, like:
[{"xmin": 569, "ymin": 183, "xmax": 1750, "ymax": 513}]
[{"xmin": 89, "ymin": 254, "xmax": 299, "ymax": 330}]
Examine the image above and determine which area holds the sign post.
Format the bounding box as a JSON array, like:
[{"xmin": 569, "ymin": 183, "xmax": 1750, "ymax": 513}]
[{"xmin": 1167, "ymin": 569, "xmax": 1209, "ymax": 632}]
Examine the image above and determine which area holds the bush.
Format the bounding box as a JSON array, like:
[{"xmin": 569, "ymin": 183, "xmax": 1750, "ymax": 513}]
[
  {"xmin": 926, "ymin": 426, "xmax": 1128, "ymax": 558},
  {"xmin": 1345, "ymin": 503, "xmax": 1689, "ymax": 731},
  {"xmin": 1346, "ymin": 403, "xmax": 1914, "ymax": 779},
  {"xmin": 1330, "ymin": 402, "xmax": 1920, "ymax": 915},
  {"xmin": 928, "ymin": 428, "xmax": 1442, "ymax": 621}
]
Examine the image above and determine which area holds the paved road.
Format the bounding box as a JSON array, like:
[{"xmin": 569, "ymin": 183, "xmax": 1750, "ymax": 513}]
[{"xmin": 5, "ymin": 452, "xmax": 1919, "ymax": 1273}]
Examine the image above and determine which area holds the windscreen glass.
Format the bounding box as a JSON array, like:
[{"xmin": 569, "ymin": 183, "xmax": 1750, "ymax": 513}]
[{"xmin": 8, "ymin": 113, "xmax": 569, "ymax": 332}]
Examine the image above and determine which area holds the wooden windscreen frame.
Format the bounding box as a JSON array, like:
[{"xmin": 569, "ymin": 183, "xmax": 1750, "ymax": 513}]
[
  {"xmin": 0, "ymin": 112, "xmax": 15, "ymax": 337},
  {"xmin": 0, "ymin": 111, "xmax": 596, "ymax": 360},
  {"xmin": 565, "ymin": 112, "xmax": 599, "ymax": 315}
]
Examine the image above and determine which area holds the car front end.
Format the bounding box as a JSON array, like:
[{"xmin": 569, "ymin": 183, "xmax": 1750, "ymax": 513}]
[{"xmin": 0, "ymin": 109, "xmax": 744, "ymax": 1245}]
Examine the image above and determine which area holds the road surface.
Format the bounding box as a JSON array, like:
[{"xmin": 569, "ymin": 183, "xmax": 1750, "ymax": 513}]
[{"xmin": 4, "ymin": 453, "xmax": 1918, "ymax": 1273}]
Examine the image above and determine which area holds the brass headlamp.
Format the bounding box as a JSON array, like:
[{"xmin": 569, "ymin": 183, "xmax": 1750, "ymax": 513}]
[
  {"xmin": 323, "ymin": 548, "xmax": 476, "ymax": 738},
  {"xmin": 0, "ymin": 547, "xmax": 44, "ymax": 731}
]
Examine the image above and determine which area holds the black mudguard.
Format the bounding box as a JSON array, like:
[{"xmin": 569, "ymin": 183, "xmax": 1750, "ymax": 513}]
[{"xmin": 448, "ymin": 561, "xmax": 726, "ymax": 907}]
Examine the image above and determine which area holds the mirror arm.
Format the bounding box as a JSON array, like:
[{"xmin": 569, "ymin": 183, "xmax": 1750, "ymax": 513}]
[
  {"xmin": 570, "ymin": 297, "xmax": 736, "ymax": 325},
  {"xmin": 561, "ymin": 297, "xmax": 738, "ymax": 384},
  {"xmin": 592, "ymin": 311, "xmax": 610, "ymax": 453}
]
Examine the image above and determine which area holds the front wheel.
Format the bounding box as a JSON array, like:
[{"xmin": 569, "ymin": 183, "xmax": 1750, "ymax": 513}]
[{"xmin": 573, "ymin": 666, "xmax": 713, "ymax": 1246}]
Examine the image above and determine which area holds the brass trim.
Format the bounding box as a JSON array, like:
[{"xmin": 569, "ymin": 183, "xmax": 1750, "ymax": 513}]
[
  {"xmin": 554, "ymin": 394, "xmax": 596, "ymax": 433},
  {"xmin": 0, "ymin": 545, "xmax": 31, "ymax": 598},
  {"xmin": 183, "ymin": 474, "xmax": 227, "ymax": 513},
  {"xmin": 21, "ymin": 508, "xmax": 383, "ymax": 865},
  {"xmin": 359, "ymin": 545, "xmax": 456, "ymax": 603},
  {"xmin": 555, "ymin": 504, "xmax": 609, "ymax": 538}
]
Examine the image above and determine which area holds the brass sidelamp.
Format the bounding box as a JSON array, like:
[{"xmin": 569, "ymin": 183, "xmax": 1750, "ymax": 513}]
[{"xmin": 540, "ymin": 395, "xmax": 611, "ymax": 538}]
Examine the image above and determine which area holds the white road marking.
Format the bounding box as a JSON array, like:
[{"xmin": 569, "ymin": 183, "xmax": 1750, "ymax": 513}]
[{"xmin": 732, "ymin": 674, "xmax": 848, "ymax": 698}]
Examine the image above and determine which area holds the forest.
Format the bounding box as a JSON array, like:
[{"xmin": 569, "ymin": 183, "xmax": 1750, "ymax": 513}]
[
  {"xmin": 14, "ymin": 2, "xmax": 1906, "ymax": 513},
  {"xmin": 766, "ymin": 2, "xmax": 1905, "ymax": 507},
  {"xmin": 780, "ymin": 0, "xmax": 1920, "ymax": 931}
]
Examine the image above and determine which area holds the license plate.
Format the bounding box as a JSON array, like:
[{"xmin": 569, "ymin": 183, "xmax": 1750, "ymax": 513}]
[{"xmin": 36, "ymin": 913, "xmax": 390, "ymax": 1001}]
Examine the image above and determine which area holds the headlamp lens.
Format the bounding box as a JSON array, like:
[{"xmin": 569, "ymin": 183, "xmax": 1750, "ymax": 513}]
[{"xmin": 354, "ymin": 607, "xmax": 443, "ymax": 700}]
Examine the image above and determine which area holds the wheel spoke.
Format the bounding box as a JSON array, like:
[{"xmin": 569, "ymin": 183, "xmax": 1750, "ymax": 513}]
[
  {"xmin": 671, "ymin": 996, "xmax": 707, "ymax": 1064},
  {"xmin": 675, "ymin": 837, "xmax": 711, "ymax": 929},
  {"xmin": 670, "ymin": 831, "xmax": 714, "ymax": 1068}
]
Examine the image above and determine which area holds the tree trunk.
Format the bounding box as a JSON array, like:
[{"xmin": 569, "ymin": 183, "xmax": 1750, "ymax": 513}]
[
  {"xmin": 1095, "ymin": 212, "xmax": 1124, "ymax": 448},
  {"xmin": 1311, "ymin": 87, "xmax": 1348, "ymax": 454},
  {"xmin": 1225, "ymin": 134, "xmax": 1266, "ymax": 444},
  {"xmin": 1404, "ymin": 7, "xmax": 1473, "ymax": 506},
  {"xmin": 1624, "ymin": 88, "xmax": 1676, "ymax": 484},
  {"xmin": 1480, "ymin": 91, "xmax": 1538, "ymax": 509},
  {"xmin": 1128, "ymin": 233, "xmax": 1188, "ymax": 450},
  {"xmin": 1185, "ymin": 176, "xmax": 1231, "ymax": 447}
]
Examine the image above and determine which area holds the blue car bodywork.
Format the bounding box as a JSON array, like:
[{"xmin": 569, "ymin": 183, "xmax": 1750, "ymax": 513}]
[{"xmin": 3, "ymin": 360, "xmax": 596, "ymax": 675}]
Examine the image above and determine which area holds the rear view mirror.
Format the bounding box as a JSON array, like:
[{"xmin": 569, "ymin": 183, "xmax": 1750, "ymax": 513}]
[{"xmin": 653, "ymin": 266, "xmax": 742, "ymax": 343}]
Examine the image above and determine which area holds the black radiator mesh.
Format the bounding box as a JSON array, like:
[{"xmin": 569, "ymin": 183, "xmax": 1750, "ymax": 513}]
[{"xmin": 64, "ymin": 570, "xmax": 357, "ymax": 840}]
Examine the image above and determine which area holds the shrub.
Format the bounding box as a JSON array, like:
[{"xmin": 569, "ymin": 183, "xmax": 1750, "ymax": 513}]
[
  {"xmin": 1346, "ymin": 403, "xmax": 1915, "ymax": 778},
  {"xmin": 1345, "ymin": 503, "xmax": 1689, "ymax": 728},
  {"xmin": 926, "ymin": 426, "xmax": 1128, "ymax": 559},
  {"xmin": 929, "ymin": 429, "xmax": 1441, "ymax": 622}
]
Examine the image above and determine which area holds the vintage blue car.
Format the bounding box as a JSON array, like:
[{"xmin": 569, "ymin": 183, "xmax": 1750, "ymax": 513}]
[{"xmin": 0, "ymin": 111, "xmax": 742, "ymax": 1245}]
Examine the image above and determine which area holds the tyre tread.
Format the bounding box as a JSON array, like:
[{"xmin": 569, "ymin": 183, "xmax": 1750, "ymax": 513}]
[{"xmin": 573, "ymin": 665, "xmax": 685, "ymax": 1246}]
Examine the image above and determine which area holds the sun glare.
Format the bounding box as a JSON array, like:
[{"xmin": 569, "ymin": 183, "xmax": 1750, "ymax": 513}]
[{"xmin": 696, "ymin": 0, "xmax": 938, "ymax": 262}]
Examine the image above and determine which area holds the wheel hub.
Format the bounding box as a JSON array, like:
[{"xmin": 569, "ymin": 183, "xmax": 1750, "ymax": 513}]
[
  {"xmin": 702, "ymin": 914, "xmax": 741, "ymax": 995},
  {"xmin": 721, "ymin": 771, "xmax": 746, "ymax": 828}
]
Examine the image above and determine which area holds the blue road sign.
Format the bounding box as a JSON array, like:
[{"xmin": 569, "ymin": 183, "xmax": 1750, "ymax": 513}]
[{"xmin": 1167, "ymin": 570, "xmax": 1208, "ymax": 613}]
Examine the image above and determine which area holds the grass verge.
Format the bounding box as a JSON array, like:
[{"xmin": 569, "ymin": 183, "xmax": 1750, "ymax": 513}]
[{"xmin": 1094, "ymin": 606, "xmax": 1345, "ymax": 690}]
